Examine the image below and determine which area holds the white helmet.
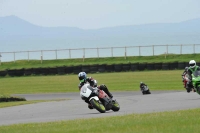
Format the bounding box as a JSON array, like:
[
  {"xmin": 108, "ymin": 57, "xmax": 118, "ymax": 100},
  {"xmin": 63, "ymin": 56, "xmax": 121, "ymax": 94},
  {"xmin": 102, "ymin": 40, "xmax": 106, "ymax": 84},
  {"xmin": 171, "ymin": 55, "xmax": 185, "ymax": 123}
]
[{"xmin": 189, "ymin": 60, "xmax": 196, "ymax": 68}]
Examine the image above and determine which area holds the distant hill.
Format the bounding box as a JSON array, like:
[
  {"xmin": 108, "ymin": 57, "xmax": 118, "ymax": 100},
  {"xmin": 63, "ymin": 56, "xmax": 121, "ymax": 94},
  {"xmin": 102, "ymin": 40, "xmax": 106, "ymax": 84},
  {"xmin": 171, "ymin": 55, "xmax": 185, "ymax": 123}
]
[{"xmin": 0, "ymin": 15, "xmax": 200, "ymax": 52}]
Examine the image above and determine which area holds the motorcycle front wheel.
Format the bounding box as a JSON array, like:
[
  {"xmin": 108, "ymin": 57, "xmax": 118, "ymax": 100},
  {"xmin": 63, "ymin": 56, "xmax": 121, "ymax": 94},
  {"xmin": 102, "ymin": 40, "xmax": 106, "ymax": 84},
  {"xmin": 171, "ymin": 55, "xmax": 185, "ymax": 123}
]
[
  {"xmin": 196, "ymin": 86, "xmax": 200, "ymax": 95},
  {"xmin": 90, "ymin": 99, "xmax": 106, "ymax": 113}
]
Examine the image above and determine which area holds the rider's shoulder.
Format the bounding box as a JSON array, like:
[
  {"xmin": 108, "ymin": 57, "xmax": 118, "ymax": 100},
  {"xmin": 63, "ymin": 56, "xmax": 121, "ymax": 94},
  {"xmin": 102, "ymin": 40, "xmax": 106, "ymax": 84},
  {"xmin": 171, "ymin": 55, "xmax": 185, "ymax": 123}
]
[
  {"xmin": 187, "ymin": 68, "xmax": 192, "ymax": 72},
  {"xmin": 87, "ymin": 77, "xmax": 94, "ymax": 80}
]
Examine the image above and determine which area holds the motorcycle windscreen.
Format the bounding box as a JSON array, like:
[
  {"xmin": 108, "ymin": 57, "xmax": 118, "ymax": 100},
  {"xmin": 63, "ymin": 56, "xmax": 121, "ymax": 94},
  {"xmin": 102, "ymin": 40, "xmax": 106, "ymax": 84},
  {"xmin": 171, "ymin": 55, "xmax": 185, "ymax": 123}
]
[
  {"xmin": 193, "ymin": 70, "xmax": 200, "ymax": 77},
  {"xmin": 80, "ymin": 84, "xmax": 92, "ymax": 98}
]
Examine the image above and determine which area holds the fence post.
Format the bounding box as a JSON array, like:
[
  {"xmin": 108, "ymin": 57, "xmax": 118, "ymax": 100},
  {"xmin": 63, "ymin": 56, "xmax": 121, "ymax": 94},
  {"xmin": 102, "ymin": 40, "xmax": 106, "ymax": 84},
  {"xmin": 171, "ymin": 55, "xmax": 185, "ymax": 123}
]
[
  {"xmin": 41, "ymin": 50, "xmax": 43, "ymax": 64},
  {"xmin": 0, "ymin": 53, "xmax": 1, "ymax": 65},
  {"xmin": 166, "ymin": 45, "xmax": 168, "ymax": 54},
  {"xmin": 83, "ymin": 48, "xmax": 85, "ymax": 62},
  {"xmin": 180, "ymin": 44, "xmax": 182, "ymax": 54},
  {"xmin": 27, "ymin": 51, "xmax": 29, "ymax": 62},
  {"xmin": 14, "ymin": 52, "xmax": 15, "ymax": 63},
  {"xmin": 69, "ymin": 49, "xmax": 71, "ymax": 59},
  {"xmin": 139, "ymin": 46, "xmax": 141, "ymax": 56},
  {"xmin": 97, "ymin": 47, "xmax": 99, "ymax": 58},
  {"xmin": 152, "ymin": 45, "xmax": 154, "ymax": 56},
  {"xmin": 111, "ymin": 47, "xmax": 113, "ymax": 57},
  {"xmin": 55, "ymin": 50, "xmax": 57, "ymax": 60},
  {"xmin": 124, "ymin": 46, "xmax": 127, "ymax": 59}
]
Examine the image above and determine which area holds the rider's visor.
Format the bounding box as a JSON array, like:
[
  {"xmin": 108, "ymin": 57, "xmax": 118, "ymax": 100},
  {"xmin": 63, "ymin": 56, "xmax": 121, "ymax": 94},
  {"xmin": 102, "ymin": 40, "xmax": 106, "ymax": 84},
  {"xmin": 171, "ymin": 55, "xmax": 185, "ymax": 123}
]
[
  {"xmin": 190, "ymin": 63, "xmax": 195, "ymax": 67},
  {"xmin": 79, "ymin": 76, "xmax": 84, "ymax": 80},
  {"xmin": 79, "ymin": 76, "xmax": 85, "ymax": 82}
]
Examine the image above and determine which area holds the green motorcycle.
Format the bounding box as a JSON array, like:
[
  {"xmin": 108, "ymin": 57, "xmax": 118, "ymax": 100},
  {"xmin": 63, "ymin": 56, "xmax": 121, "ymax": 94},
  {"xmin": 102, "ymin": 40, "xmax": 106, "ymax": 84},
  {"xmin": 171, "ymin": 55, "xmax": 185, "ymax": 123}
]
[{"xmin": 192, "ymin": 70, "xmax": 200, "ymax": 95}]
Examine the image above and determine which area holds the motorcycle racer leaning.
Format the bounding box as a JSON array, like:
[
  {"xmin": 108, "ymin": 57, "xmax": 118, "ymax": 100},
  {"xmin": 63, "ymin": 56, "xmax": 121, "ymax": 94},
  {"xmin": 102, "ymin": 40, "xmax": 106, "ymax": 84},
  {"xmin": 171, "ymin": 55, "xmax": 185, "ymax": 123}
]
[
  {"xmin": 78, "ymin": 72, "xmax": 114, "ymax": 109},
  {"xmin": 182, "ymin": 66, "xmax": 188, "ymax": 83},
  {"xmin": 140, "ymin": 82, "xmax": 148, "ymax": 91},
  {"xmin": 186, "ymin": 60, "xmax": 200, "ymax": 92}
]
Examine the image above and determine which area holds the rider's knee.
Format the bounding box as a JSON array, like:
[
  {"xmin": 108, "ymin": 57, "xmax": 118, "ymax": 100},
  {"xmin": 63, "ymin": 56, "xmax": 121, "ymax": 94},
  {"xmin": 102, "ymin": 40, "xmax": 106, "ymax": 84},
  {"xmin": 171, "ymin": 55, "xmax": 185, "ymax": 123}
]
[{"xmin": 99, "ymin": 84, "xmax": 107, "ymax": 90}]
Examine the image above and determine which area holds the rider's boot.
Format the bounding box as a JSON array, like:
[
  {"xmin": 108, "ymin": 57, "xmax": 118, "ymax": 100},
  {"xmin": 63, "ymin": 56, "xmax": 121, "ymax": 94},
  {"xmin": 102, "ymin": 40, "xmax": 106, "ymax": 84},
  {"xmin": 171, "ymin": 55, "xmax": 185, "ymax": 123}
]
[
  {"xmin": 104, "ymin": 91, "xmax": 115, "ymax": 102},
  {"xmin": 186, "ymin": 82, "xmax": 192, "ymax": 93},
  {"xmin": 108, "ymin": 94, "xmax": 116, "ymax": 102},
  {"xmin": 88, "ymin": 104, "xmax": 93, "ymax": 109}
]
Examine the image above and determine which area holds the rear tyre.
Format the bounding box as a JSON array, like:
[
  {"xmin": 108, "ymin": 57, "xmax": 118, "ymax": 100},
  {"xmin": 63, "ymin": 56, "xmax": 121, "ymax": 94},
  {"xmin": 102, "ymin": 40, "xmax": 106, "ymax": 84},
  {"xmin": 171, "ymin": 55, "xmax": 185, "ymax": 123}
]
[
  {"xmin": 90, "ymin": 99, "xmax": 106, "ymax": 113},
  {"xmin": 147, "ymin": 90, "xmax": 151, "ymax": 94},
  {"xmin": 143, "ymin": 90, "xmax": 151, "ymax": 95},
  {"xmin": 111, "ymin": 100, "xmax": 120, "ymax": 112}
]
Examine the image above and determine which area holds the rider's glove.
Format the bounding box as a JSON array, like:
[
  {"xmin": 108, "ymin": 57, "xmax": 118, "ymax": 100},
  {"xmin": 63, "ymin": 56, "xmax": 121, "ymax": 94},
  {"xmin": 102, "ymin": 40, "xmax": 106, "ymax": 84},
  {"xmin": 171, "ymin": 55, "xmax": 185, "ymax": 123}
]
[{"xmin": 78, "ymin": 84, "xmax": 82, "ymax": 90}]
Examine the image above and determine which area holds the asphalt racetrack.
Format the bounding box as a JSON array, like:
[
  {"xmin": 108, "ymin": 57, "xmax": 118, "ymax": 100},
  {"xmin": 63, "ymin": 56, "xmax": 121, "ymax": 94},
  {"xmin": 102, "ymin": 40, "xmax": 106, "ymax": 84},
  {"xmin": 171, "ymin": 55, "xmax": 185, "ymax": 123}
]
[{"xmin": 0, "ymin": 91, "xmax": 200, "ymax": 126}]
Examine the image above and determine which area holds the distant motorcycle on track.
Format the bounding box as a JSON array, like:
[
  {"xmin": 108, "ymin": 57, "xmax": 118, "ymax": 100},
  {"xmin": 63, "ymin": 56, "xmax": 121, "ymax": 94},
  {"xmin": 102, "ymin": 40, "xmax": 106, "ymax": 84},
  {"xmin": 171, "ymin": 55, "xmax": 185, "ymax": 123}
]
[{"xmin": 140, "ymin": 82, "xmax": 151, "ymax": 95}]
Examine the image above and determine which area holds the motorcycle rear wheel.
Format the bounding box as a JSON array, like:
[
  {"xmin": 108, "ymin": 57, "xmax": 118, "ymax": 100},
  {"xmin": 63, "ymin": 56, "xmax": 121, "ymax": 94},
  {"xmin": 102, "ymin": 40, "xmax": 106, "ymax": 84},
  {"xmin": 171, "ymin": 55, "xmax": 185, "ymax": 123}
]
[
  {"xmin": 90, "ymin": 99, "xmax": 106, "ymax": 113},
  {"xmin": 111, "ymin": 100, "xmax": 120, "ymax": 112},
  {"xmin": 142, "ymin": 90, "xmax": 151, "ymax": 95}
]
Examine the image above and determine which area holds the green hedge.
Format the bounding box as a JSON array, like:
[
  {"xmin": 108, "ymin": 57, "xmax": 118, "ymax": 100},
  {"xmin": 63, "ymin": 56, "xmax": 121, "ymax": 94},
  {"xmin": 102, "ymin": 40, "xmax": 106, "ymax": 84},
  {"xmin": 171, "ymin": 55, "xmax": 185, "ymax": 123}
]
[
  {"xmin": 0, "ymin": 62, "xmax": 189, "ymax": 77},
  {"xmin": 0, "ymin": 95, "xmax": 26, "ymax": 102}
]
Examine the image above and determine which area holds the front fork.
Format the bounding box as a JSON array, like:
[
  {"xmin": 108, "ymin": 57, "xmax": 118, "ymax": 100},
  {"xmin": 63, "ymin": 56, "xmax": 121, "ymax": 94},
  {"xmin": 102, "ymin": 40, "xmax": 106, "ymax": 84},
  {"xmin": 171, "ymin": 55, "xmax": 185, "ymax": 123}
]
[{"xmin": 195, "ymin": 85, "xmax": 200, "ymax": 94}]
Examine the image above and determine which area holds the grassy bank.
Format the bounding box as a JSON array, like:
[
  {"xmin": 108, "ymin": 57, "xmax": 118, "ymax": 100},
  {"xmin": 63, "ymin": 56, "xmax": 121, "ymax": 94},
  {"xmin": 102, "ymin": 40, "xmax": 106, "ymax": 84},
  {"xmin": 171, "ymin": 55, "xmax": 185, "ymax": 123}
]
[
  {"xmin": 0, "ymin": 99, "xmax": 67, "ymax": 108},
  {"xmin": 0, "ymin": 108, "xmax": 199, "ymax": 133},
  {"xmin": 0, "ymin": 70, "xmax": 183, "ymax": 95},
  {"xmin": 0, "ymin": 54, "xmax": 199, "ymax": 70}
]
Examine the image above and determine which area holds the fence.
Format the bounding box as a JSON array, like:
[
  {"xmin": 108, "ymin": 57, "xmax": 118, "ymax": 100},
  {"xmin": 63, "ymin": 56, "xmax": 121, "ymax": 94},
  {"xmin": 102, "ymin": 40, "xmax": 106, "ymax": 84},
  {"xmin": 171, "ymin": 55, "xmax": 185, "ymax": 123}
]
[{"xmin": 0, "ymin": 44, "xmax": 200, "ymax": 63}]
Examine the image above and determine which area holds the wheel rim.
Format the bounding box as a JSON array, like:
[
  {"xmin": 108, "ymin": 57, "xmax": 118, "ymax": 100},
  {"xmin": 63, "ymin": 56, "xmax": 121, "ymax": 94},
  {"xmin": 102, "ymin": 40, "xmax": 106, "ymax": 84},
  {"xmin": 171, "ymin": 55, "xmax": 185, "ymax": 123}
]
[
  {"xmin": 93, "ymin": 99, "xmax": 105, "ymax": 110},
  {"xmin": 113, "ymin": 101, "xmax": 120, "ymax": 107}
]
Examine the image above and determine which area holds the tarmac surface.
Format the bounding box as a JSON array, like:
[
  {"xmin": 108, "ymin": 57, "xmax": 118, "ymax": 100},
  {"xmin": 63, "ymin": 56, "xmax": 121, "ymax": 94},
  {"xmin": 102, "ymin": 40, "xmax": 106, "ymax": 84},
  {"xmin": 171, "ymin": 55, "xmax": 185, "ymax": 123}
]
[{"xmin": 0, "ymin": 90, "xmax": 200, "ymax": 126}]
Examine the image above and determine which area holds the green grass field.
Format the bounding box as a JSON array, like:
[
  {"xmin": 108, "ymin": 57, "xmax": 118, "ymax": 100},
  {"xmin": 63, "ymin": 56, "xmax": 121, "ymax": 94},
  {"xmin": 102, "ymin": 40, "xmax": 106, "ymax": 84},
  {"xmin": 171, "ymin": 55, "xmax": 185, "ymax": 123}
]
[
  {"xmin": 0, "ymin": 99, "xmax": 67, "ymax": 108},
  {"xmin": 0, "ymin": 70, "xmax": 183, "ymax": 95},
  {"xmin": 0, "ymin": 108, "xmax": 199, "ymax": 133},
  {"xmin": 0, "ymin": 54, "xmax": 197, "ymax": 132}
]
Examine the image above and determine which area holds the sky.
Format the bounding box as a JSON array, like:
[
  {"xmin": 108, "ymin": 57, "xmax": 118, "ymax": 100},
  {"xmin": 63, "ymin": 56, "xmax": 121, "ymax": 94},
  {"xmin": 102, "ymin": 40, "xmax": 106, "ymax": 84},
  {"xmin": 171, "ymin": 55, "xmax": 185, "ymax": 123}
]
[{"xmin": 0, "ymin": 0, "xmax": 200, "ymax": 29}]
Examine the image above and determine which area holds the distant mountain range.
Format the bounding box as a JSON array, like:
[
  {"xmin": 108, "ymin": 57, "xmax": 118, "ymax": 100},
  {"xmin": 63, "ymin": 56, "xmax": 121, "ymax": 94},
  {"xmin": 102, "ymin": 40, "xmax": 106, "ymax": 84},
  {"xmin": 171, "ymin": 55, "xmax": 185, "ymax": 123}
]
[{"xmin": 0, "ymin": 15, "xmax": 200, "ymax": 52}]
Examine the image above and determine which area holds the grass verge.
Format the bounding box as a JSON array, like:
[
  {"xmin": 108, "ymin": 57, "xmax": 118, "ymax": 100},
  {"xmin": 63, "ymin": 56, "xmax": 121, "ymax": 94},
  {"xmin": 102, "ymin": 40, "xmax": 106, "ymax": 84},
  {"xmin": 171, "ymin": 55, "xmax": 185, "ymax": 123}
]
[
  {"xmin": 0, "ymin": 99, "xmax": 67, "ymax": 108},
  {"xmin": 0, "ymin": 70, "xmax": 184, "ymax": 95},
  {"xmin": 0, "ymin": 108, "xmax": 199, "ymax": 133}
]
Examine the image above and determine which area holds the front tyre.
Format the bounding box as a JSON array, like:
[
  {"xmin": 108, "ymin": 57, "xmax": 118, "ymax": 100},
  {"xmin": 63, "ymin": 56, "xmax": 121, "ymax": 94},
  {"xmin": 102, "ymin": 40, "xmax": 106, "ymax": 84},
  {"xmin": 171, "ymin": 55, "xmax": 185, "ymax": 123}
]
[
  {"xmin": 111, "ymin": 100, "xmax": 120, "ymax": 112},
  {"xmin": 186, "ymin": 87, "xmax": 191, "ymax": 93},
  {"xmin": 147, "ymin": 90, "xmax": 151, "ymax": 94},
  {"xmin": 196, "ymin": 86, "xmax": 200, "ymax": 95},
  {"xmin": 90, "ymin": 99, "xmax": 106, "ymax": 113}
]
